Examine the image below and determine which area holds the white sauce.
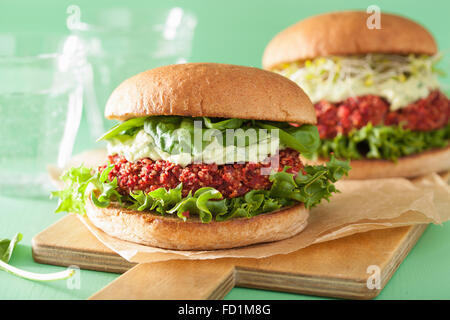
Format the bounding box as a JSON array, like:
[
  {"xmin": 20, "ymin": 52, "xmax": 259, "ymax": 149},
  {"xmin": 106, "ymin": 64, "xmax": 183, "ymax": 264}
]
[{"xmin": 107, "ymin": 129, "xmax": 282, "ymax": 166}]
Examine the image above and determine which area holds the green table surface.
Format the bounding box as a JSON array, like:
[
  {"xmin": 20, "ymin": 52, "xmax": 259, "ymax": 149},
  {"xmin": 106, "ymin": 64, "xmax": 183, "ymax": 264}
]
[{"xmin": 1, "ymin": 0, "xmax": 450, "ymax": 300}]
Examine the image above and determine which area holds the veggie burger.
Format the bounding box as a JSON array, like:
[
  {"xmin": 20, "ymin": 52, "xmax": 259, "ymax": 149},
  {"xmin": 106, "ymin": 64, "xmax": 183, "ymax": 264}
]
[
  {"xmin": 53, "ymin": 63, "xmax": 349, "ymax": 250},
  {"xmin": 263, "ymin": 11, "xmax": 450, "ymax": 179}
]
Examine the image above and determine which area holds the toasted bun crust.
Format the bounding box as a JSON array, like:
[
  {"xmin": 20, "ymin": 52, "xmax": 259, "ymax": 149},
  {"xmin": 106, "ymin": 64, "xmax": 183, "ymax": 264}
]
[
  {"xmin": 263, "ymin": 11, "xmax": 437, "ymax": 69},
  {"xmin": 303, "ymin": 146, "xmax": 450, "ymax": 180},
  {"xmin": 85, "ymin": 198, "xmax": 309, "ymax": 250},
  {"xmin": 105, "ymin": 63, "xmax": 316, "ymax": 125}
]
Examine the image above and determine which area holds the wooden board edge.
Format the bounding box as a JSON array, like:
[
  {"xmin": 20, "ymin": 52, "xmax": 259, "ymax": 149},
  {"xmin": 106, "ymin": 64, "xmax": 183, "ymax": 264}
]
[
  {"xmin": 233, "ymin": 224, "xmax": 427, "ymax": 300},
  {"xmin": 379, "ymin": 224, "xmax": 427, "ymax": 290},
  {"xmin": 207, "ymin": 270, "xmax": 236, "ymax": 300},
  {"xmin": 31, "ymin": 238, "xmax": 136, "ymax": 274},
  {"xmin": 89, "ymin": 263, "xmax": 236, "ymax": 300},
  {"xmin": 235, "ymin": 267, "xmax": 379, "ymax": 300}
]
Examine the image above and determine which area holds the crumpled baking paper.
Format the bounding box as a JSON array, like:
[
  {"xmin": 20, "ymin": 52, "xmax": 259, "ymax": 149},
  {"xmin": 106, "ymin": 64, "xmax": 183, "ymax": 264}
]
[{"xmin": 49, "ymin": 149, "xmax": 450, "ymax": 263}]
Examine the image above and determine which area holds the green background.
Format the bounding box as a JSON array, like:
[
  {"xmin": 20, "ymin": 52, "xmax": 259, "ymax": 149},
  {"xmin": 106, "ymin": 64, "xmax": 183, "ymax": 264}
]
[{"xmin": 1, "ymin": 0, "xmax": 450, "ymax": 300}]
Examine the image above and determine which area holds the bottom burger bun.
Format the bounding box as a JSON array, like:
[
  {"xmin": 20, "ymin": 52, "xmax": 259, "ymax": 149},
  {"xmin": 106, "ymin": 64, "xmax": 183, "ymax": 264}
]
[
  {"xmin": 85, "ymin": 197, "xmax": 309, "ymax": 250},
  {"xmin": 303, "ymin": 146, "xmax": 450, "ymax": 180}
]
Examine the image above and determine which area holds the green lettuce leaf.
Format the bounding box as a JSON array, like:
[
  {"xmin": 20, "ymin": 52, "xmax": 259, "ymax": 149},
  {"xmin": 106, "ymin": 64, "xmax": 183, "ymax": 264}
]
[
  {"xmin": 97, "ymin": 117, "xmax": 147, "ymax": 141},
  {"xmin": 133, "ymin": 183, "xmax": 184, "ymax": 215},
  {"xmin": 203, "ymin": 117, "xmax": 245, "ymax": 130},
  {"xmin": 257, "ymin": 123, "xmax": 320, "ymax": 159},
  {"xmin": 143, "ymin": 116, "xmax": 196, "ymax": 154},
  {"xmin": 270, "ymin": 155, "xmax": 350, "ymax": 209},
  {"xmin": 316, "ymin": 123, "xmax": 450, "ymax": 161},
  {"xmin": 167, "ymin": 187, "xmax": 226, "ymax": 222},
  {"xmin": 51, "ymin": 164, "xmax": 123, "ymax": 215},
  {"xmin": 0, "ymin": 233, "xmax": 22, "ymax": 263},
  {"xmin": 0, "ymin": 233, "xmax": 75, "ymax": 281}
]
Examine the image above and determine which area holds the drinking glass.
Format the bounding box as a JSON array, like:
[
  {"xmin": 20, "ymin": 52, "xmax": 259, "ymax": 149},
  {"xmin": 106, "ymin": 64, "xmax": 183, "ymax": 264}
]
[
  {"xmin": 67, "ymin": 5, "xmax": 197, "ymax": 138},
  {"xmin": 0, "ymin": 33, "xmax": 84, "ymax": 197}
]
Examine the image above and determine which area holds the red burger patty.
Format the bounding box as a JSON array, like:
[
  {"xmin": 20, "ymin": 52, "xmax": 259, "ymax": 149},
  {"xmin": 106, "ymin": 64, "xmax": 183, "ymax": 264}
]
[
  {"xmin": 315, "ymin": 90, "xmax": 450, "ymax": 139},
  {"xmin": 100, "ymin": 148, "xmax": 304, "ymax": 199}
]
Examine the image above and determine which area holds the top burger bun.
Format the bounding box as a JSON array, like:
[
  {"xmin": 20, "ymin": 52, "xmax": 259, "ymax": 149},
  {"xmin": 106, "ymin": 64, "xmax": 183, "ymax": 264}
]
[
  {"xmin": 263, "ymin": 11, "xmax": 437, "ymax": 70},
  {"xmin": 105, "ymin": 63, "xmax": 316, "ymax": 125}
]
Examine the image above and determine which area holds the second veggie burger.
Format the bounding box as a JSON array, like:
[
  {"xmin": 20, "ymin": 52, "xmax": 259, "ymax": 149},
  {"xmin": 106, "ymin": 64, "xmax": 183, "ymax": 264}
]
[{"xmin": 263, "ymin": 11, "xmax": 450, "ymax": 179}]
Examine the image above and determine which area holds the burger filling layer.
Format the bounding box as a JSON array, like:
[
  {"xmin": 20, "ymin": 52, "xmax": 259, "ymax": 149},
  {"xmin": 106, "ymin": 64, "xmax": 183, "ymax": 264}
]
[
  {"xmin": 53, "ymin": 116, "xmax": 350, "ymax": 222},
  {"xmin": 276, "ymin": 54, "xmax": 450, "ymax": 160},
  {"xmin": 101, "ymin": 148, "xmax": 303, "ymax": 199}
]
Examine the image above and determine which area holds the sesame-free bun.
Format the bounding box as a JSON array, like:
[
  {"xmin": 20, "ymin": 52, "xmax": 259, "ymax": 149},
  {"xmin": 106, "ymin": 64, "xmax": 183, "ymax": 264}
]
[
  {"xmin": 85, "ymin": 197, "xmax": 309, "ymax": 250},
  {"xmin": 105, "ymin": 63, "xmax": 316, "ymax": 125},
  {"xmin": 303, "ymin": 146, "xmax": 450, "ymax": 180},
  {"xmin": 263, "ymin": 11, "xmax": 437, "ymax": 70}
]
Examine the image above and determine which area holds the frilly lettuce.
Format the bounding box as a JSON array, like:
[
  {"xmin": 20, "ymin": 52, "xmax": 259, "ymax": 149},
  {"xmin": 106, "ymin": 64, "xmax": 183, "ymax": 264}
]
[
  {"xmin": 52, "ymin": 156, "xmax": 350, "ymax": 223},
  {"xmin": 51, "ymin": 164, "xmax": 123, "ymax": 215},
  {"xmin": 316, "ymin": 123, "xmax": 450, "ymax": 161}
]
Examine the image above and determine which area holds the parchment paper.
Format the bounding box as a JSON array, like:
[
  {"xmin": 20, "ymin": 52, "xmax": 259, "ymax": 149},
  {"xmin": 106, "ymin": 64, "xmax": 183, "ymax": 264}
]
[{"xmin": 49, "ymin": 149, "xmax": 450, "ymax": 263}]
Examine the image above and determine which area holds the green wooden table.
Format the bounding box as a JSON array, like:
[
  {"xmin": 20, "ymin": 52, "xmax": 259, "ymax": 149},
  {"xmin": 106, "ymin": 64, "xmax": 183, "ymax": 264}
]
[{"xmin": 1, "ymin": 0, "xmax": 449, "ymax": 300}]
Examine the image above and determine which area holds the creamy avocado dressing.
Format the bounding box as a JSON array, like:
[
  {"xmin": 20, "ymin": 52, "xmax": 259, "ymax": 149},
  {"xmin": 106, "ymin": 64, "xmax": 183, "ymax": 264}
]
[
  {"xmin": 277, "ymin": 55, "xmax": 441, "ymax": 110},
  {"xmin": 107, "ymin": 129, "xmax": 282, "ymax": 166},
  {"xmin": 291, "ymin": 74, "xmax": 439, "ymax": 110}
]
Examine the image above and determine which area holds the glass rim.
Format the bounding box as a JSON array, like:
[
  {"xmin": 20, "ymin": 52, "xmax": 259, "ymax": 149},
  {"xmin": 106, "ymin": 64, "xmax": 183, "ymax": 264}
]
[
  {"xmin": 0, "ymin": 31, "xmax": 72, "ymax": 61},
  {"xmin": 0, "ymin": 52, "xmax": 61, "ymax": 62},
  {"xmin": 67, "ymin": 7, "xmax": 197, "ymax": 36}
]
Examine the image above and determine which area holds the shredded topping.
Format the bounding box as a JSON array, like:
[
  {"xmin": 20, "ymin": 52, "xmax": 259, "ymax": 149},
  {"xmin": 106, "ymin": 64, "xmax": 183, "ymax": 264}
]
[{"xmin": 277, "ymin": 54, "xmax": 442, "ymax": 110}]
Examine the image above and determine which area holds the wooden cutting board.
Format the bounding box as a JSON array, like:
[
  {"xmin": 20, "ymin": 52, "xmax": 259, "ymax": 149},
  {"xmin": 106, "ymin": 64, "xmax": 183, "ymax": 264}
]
[{"xmin": 32, "ymin": 214, "xmax": 427, "ymax": 299}]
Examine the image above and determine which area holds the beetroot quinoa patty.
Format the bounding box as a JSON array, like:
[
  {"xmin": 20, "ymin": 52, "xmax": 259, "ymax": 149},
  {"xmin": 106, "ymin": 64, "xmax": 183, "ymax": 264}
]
[
  {"xmin": 315, "ymin": 90, "xmax": 450, "ymax": 139},
  {"xmin": 100, "ymin": 148, "xmax": 304, "ymax": 199}
]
